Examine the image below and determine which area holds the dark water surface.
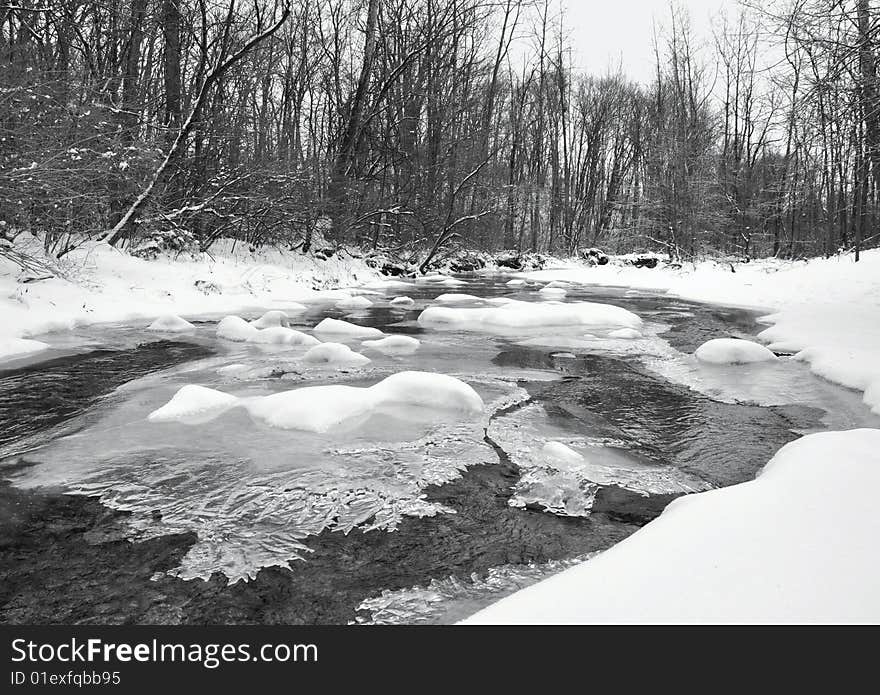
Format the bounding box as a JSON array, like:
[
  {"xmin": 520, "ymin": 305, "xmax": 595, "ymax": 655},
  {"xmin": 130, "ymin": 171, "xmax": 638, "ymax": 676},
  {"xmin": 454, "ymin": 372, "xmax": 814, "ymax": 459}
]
[{"xmin": 0, "ymin": 276, "xmax": 866, "ymax": 624}]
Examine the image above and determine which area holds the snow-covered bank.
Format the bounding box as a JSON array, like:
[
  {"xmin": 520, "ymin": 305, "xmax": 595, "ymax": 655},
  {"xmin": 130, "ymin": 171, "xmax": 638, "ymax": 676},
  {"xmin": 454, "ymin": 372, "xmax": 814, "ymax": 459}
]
[
  {"xmin": 521, "ymin": 250, "xmax": 880, "ymax": 414},
  {"xmin": 0, "ymin": 239, "xmax": 379, "ymax": 355},
  {"xmin": 463, "ymin": 428, "xmax": 880, "ymax": 624}
]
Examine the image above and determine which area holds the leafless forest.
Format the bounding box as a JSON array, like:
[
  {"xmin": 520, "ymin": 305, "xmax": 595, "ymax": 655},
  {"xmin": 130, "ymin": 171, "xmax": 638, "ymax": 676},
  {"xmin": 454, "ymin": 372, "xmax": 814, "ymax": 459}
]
[{"xmin": 2, "ymin": 0, "xmax": 879, "ymax": 267}]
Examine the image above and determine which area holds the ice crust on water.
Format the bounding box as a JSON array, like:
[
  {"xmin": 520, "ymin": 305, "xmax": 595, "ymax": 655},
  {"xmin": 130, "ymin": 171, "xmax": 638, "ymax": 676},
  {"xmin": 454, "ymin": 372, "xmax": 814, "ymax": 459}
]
[
  {"xmin": 490, "ymin": 402, "xmax": 711, "ymax": 517},
  {"xmin": 418, "ymin": 299, "xmax": 642, "ymax": 332},
  {"xmin": 0, "ymin": 338, "xmax": 50, "ymax": 361},
  {"xmin": 695, "ymin": 338, "xmax": 777, "ymax": 365},
  {"xmin": 389, "ymin": 296, "xmax": 415, "ymax": 306},
  {"xmin": 362, "ymin": 335, "xmax": 421, "ymax": 355},
  {"xmin": 313, "ymin": 317, "xmax": 384, "ymax": 338},
  {"xmin": 148, "ymin": 370, "xmax": 484, "ymax": 433},
  {"xmin": 147, "ymin": 314, "xmax": 195, "ymax": 332},
  {"xmin": 302, "ymin": 342, "xmax": 371, "ymax": 367}
]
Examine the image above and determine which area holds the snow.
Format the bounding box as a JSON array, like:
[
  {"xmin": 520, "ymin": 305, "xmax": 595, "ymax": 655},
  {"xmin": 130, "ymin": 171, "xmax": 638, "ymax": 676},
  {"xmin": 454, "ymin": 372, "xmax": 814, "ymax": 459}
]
[
  {"xmin": 0, "ymin": 337, "xmax": 50, "ymax": 362},
  {"xmin": 362, "ymin": 335, "xmax": 421, "ymax": 355},
  {"xmin": 538, "ymin": 286, "xmax": 567, "ymax": 299},
  {"xmin": 694, "ymin": 338, "xmax": 777, "ymax": 365},
  {"xmin": 607, "ymin": 328, "xmax": 641, "ymax": 340},
  {"xmin": 313, "ymin": 317, "xmax": 384, "ymax": 338},
  {"xmin": 418, "ymin": 299, "xmax": 642, "ymax": 332},
  {"xmin": 216, "ymin": 315, "xmax": 257, "ymax": 342},
  {"xmin": 148, "ymin": 370, "xmax": 484, "ymax": 434},
  {"xmin": 520, "ymin": 250, "xmax": 880, "ymax": 414},
  {"xmin": 302, "ymin": 342, "xmax": 371, "ymax": 366},
  {"xmin": 147, "ymin": 314, "xmax": 195, "ymax": 332},
  {"xmin": 335, "ymin": 295, "xmax": 373, "ymax": 310},
  {"xmin": 463, "ymin": 428, "xmax": 880, "ymax": 623},
  {"xmin": 541, "ymin": 441, "xmax": 586, "ymax": 468},
  {"xmin": 0, "ymin": 238, "xmax": 379, "ymax": 346},
  {"xmin": 506, "ymin": 279, "xmax": 526, "ymax": 287},
  {"xmin": 251, "ymin": 309, "xmax": 294, "ymax": 328},
  {"xmin": 246, "ymin": 326, "xmax": 320, "ymax": 346},
  {"xmin": 389, "ymin": 296, "xmax": 415, "ymax": 306}
]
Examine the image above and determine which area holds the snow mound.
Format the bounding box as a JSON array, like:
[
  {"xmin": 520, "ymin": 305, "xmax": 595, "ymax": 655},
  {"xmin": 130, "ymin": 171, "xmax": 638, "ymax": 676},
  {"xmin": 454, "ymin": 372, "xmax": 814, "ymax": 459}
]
[
  {"xmin": 335, "ymin": 295, "xmax": 374, "ymax": 310},
  {"xmin": 695, "ymin": 338, "xmax": 777, "ymax": 365},
  {"xmin": 370, "ymin": 371, "xmax": 484, "ymax": 414},
  {"xmin": 541, "ymin": 441, "xmax": 586, "ymax": 468},
  {"xmin": 362, "ymin": 335, "xmax": 421, "ymax": 355},
  {"xmin": 313, "ymin": 317, "xmax": 384, "ymax": 338},
  {"xmin": 251, "ymin": 310, "xmax": 294, "ymax": 328},
  {"xmin": 506, "ymin": 279, "xmax": 526, "ymax": 286},
  {"xmin": 608, "ymin": 328, "xmax": 642, "ymax": 340},
  {"xmin": 418, "ymin": 300, "xmax": 641, "ymax": 332},
  {"xmin": 149, "ymin": 371, "xmax": 483, "ymax": 433},
  {"xmin": 247, "ymin": 326, "xmax": 320, "ymax": 346},
  {"xmin": 216, "ymin": 315, "xmax": 257, "ymax": 341},
  {"xmin": 302, "ymin": 342, "xmax": 371, "ymax": 366},
  {"xmin": 390, "ymin": 296, "xmax": 415, "ymax": 306},
  {"xmin": 434, "ymin": 293, "xmax": 483, "ymax": 304},
  {"xmin": 0, "ymin": 338, "xmax": 50, "ymax": 361},
  {"xmin": 463, "ymin": 428, "xmax": 880, "ymax": 623},
  {"xmin": 147, "ymin": 384, "xmax": 240, "ymax": 425},
  {"xmin": 147, "ymin": 314, "xmax": 195, "ymax": 332}
]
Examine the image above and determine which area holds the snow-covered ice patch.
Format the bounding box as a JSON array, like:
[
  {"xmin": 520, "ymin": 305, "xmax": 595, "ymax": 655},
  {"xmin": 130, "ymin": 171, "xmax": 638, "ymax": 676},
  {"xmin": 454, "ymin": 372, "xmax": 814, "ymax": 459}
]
[
  {"xmin": 362, "ymin": 335, "xmax": 421, "ymax": 355},
  {"xmin": 0, "ymin": 338, "xmax": 50, "ymax": 361},
  {"xmin": 433, "ymin": 293, "xmax": 483, "ymax": 304},
  {"xmin": 695, "ymin": 338, "xmax": 777, "ymax": 365}
]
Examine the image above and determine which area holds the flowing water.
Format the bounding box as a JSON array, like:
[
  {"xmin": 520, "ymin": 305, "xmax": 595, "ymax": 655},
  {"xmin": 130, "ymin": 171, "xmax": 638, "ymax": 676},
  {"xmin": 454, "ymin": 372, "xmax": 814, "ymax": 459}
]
[{"xmin": 1, "ymin": 275, "xmax": 877, "ymax": 624}]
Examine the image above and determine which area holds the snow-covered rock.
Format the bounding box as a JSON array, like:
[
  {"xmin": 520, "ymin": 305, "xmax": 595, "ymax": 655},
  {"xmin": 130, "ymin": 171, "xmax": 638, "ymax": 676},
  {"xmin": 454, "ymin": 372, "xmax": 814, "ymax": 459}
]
[
  {"xmin": 149, "ymin": 370, "xmax": 483, "ymax": 433},
  {"xmin": 302, "ymin": 342, "xmax": 371, "ymax": 366},
  {"xmin": 251, "ymin": 310, "xmax": 294, "ymax": 328},
  {"xmin": 418, "ymin": 300, "xmax": 642, "ymax": 332},
  {"xmin": 506, "ymin": 279, "xmax": 526, "ymax": 287},
  {"xmin": 695, "ymin": 338, "xmax": 777, "ymax": 365},
  {"xmin": 538, "ymin": 286, "xmax": 567, "ymax": 299},
  {"xmin": 463, "ymin": 428, "xmax": 880, "ymax": 623},
  {"xmin": 216, "ymin": 315, "xmax": 257, "ymax": 342},
  {"xmin": 0, "ymin": 338, "xmax": 50, "ymax": 361},
  {"xmin": 389, "ymin": 296, "xmax": 415, "ymax": 306},
  {"xmin": 247, "ymin": 326, "xmax": 320, "ymax": 346},
  {"xmin": 335, "ymin": 295, "xmax": 374, "ymax": 310},
  {"xmin": 313, "ymin": 317, "xmax": 384, "ymax": 338},
  {"xmin": 147, "ymin": 314, "xmax": 195, "ymax": 332},
  {"xmin": 608, "ymin": 328, "xmax": 642, "ymax": 340},
  {"xmin": 362, "ymin": 335, "xmax": 421, "ymax": 355},
  {"xmin": 147, "ymin": 384, "xmax": 240, "ymax": 425}
]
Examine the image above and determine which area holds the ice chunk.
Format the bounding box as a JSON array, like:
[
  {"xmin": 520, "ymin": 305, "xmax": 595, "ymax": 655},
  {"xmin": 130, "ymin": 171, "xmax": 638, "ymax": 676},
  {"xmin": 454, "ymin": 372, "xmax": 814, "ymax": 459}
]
[
  {"xmin": 147, "ymin": 384, "xmax": 240, "ymax": 424},
  {"xmin": 434, "ymin": 293, "xmax": 483, "ymax": 304},
  {"xmin": 0, "ymin": 338, "xmax": 49, "ymax": 361},
  {"xmin": 302, "ymin": 342, "xmax": 371, "ymax": 366},
  {"xmin": 541, "ymin": 441, "xmax": 586, "ymax": 468},
  {"xmin": 608, "ymin": 328, "xmax": 642, "ymax": 340},
  {"xmin": 695, "ymin": 338, "xmax": 777, "ymax": 365},
  {"xmin": 390, "ymin": 296, "xmax": 415, "ymax": 306},
  {"xmin": 313, "ymin": 317, "xmax": 384, "ymax": 338},
  {"xmin": 538, "ymin": 286, "xmax": 567, "ymax": 299},
  {"xmin": 418, "ymin": 300, "xmax": 641, "ymax": 332},
  {"xmin": 216, "ymin": 315, "xmax": 257, "ymax": 341},
  {"xmin": 335, "ymin": 296, "xmax": 374, "ymax": 310},
  {"xmin": 247, "ymin": 326, "xmax": 320, "ymax": 346},
  {"xmin": 362, "ymin": 335, "xmax": 421, "ymax": 355},
  {"xmin": 147, "ymin": 314, "xmax": 195, "ymax": 332}
]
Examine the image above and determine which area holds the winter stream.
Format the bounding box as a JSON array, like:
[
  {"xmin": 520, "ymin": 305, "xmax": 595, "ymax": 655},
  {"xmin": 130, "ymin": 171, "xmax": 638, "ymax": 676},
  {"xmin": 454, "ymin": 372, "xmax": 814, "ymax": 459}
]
[{"xmin": 1, "ymin": 276, "xmax": 878, "ymax": 624}]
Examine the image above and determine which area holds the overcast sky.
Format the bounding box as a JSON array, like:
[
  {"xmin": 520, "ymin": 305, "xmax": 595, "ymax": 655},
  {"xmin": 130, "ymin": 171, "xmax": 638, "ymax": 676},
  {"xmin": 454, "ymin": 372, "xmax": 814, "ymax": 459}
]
[{"xmin": 562, "ymin": 0, "xmax": 739, "ymax": 84}]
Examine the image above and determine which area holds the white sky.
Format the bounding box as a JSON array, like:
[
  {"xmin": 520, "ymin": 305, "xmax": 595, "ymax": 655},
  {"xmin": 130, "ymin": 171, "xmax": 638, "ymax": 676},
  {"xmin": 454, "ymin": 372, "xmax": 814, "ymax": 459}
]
[{"xmin": 562, "ymin": 0, "xmax": 740, "ymax": 84}]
